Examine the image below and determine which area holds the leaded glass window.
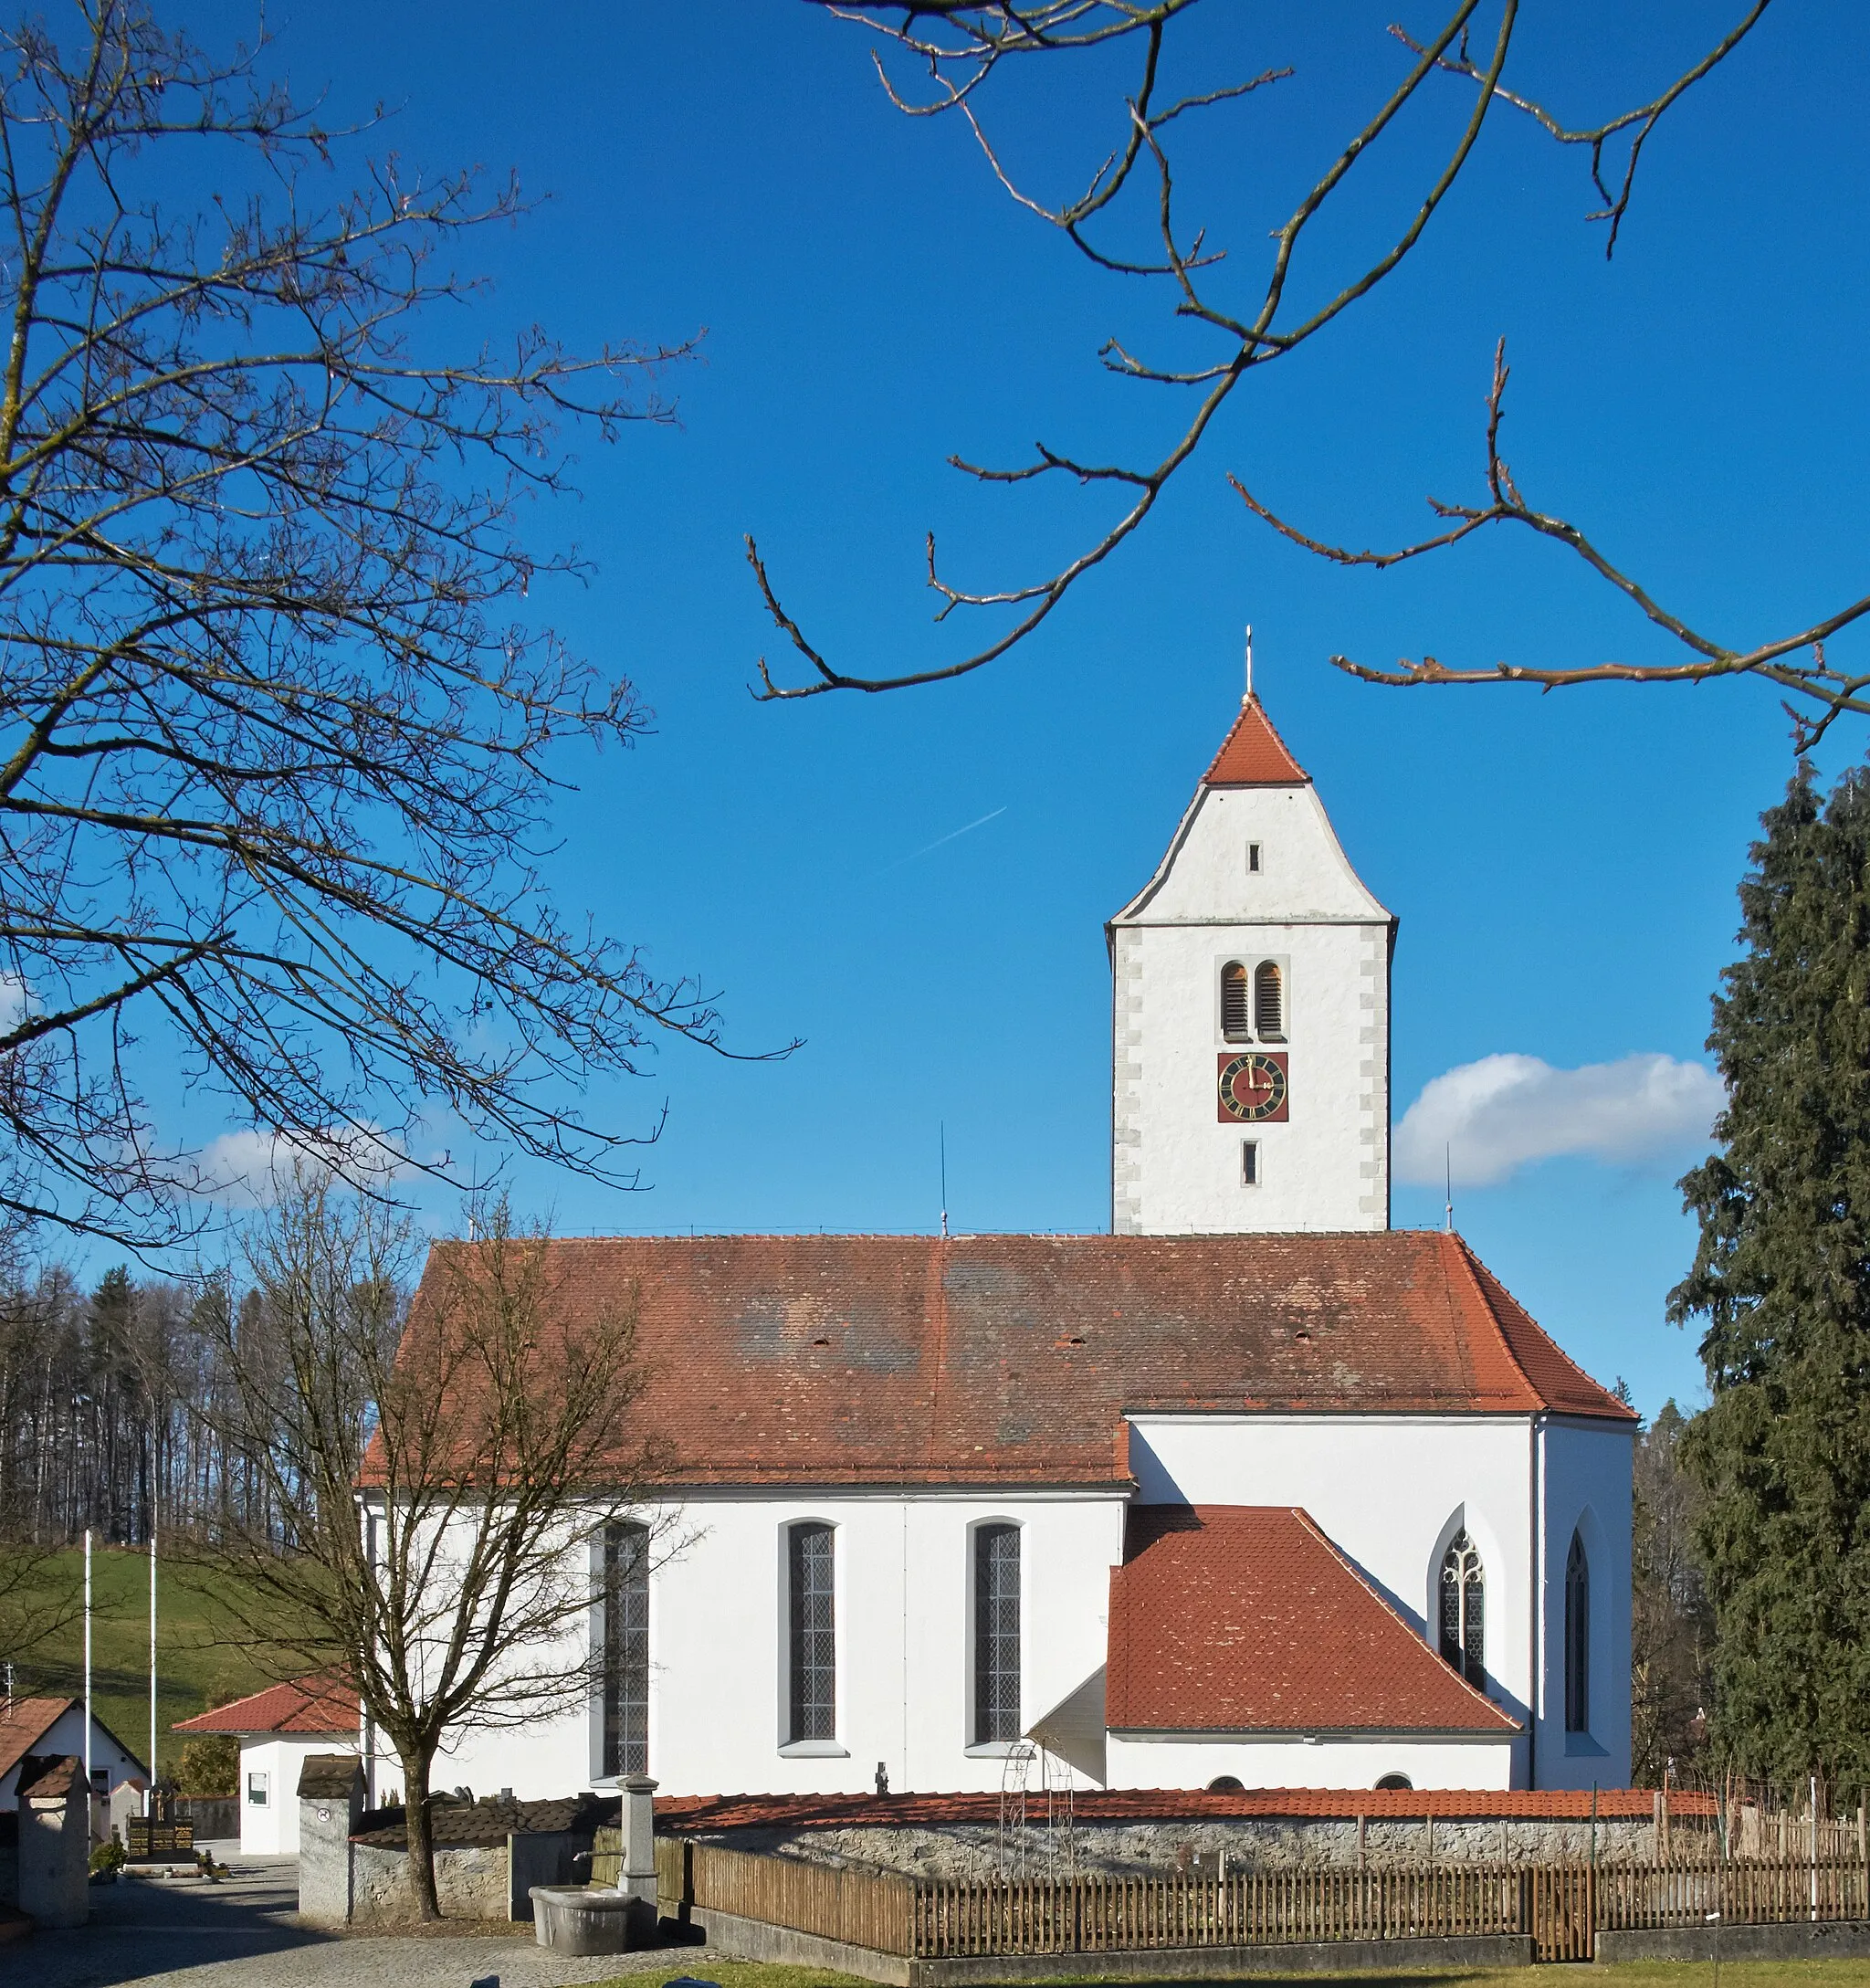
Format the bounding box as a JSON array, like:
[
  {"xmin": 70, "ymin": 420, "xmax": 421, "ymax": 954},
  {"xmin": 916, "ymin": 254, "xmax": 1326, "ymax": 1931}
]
[
  {"xmin": 788, "ymin": 1521, "xmax": 836, "ymax": 1742},
  {"xmin": 973, "ymin": 1522, "xmax": 1021, "ymax": 1744},
  {"xmin": 602, "ymin": 1520, "xmax": 650, "ymax": 1777},
  {"xmin": 1438, "ymin": 1530, "xmax": 1485, "ymax": 1687}
]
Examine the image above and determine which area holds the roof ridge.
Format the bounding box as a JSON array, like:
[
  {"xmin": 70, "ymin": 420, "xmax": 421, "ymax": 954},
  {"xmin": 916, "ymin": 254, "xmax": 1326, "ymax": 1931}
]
[{"xmin": 1287, "ymin": 1506, "xmax": 1519, "ymax": 1730}]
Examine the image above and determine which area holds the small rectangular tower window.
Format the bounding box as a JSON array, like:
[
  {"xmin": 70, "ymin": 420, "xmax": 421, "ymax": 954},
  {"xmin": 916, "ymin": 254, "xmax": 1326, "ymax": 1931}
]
[
  {"xmin": 1246, "ymin": 842, "xmax": 1262, "ymax": 873},
  {"xmin": 1241, "ymin": 1140, "xmax": 1259, "ymax": 1185}
]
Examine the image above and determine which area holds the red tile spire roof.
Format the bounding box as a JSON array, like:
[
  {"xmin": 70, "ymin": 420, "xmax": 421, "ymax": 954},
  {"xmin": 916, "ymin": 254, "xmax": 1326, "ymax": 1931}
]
[
  {"xmin": 1107, "ymin": 1506, "xmax": 1520, "ymax": 1734},
  {"xmin": 1202, "ymin": 696, "xmax": 1309, "ymax": 785}
]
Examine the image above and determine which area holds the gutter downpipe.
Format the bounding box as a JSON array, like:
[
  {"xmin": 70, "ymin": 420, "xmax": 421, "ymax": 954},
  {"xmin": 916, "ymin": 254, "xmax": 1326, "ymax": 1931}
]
[{"xmin": 1529, "ymin": 1415, "xmax": 1546, "ymax": 1792}]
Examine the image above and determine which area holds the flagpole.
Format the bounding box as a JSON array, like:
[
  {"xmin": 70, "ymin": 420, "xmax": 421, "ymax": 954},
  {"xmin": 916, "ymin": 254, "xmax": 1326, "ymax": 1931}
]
[
  {"xmin": 83, "ymin": 1527, "xmax": 93, "ymax": 1835},
  {"xmin": 148, "ymin": 1514, "xmax": 157, "ymax": 1816}
]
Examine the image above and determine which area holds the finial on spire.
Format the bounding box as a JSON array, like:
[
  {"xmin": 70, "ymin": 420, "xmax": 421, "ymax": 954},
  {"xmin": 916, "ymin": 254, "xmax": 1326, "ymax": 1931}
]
[{"xmin": 1245, "ymin": 624, "xmax": 1254, "ymax": 703}]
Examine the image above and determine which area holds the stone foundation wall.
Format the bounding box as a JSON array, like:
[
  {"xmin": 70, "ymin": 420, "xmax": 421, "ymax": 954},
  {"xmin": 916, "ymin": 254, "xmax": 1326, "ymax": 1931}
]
[
  {"xmin": 697, "ymin": 1814, "xmax": 1666, "ymax": 1881},
  {"xmin": 350, "ymin": 1840, "xmax": 510, "ymax": 1923}
]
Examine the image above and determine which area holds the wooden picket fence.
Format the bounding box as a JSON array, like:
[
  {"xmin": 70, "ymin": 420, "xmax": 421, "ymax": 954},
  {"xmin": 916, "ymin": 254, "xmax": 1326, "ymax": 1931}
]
[{"xmin": 656, "ymin": 1837, "xmax": 1870, "ymax": 1963}]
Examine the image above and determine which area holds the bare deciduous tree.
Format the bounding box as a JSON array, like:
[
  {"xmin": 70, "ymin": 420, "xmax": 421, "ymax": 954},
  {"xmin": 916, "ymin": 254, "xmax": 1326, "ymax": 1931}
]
[
  {"xmin": 193, "ymin": 1175, "xmax": 657, "ymax": 1920},
  {"xmin": 0, "ymin": 0, "xmax": 740, "ymax": 1250},
  {"xmin": 755, "ymin": 4, "xmax": 1850, "ymax": 733}
]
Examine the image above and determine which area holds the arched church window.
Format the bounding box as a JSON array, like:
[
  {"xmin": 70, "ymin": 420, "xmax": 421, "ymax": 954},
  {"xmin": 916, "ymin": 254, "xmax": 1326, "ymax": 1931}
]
[
  {"xmin": 1254, "ymin": 962, "xmax": 1284, "ymax": 1040},
  {"xmin": 1374, "ymin": 1772, "xmax": 1413, "ymax": 1791},
  {"xmin": 973, "ymin": 1522, "xmax": 1021, "ymax": 1744},
  {"xmin": 601, "ymin": 1520, "xmax": 650, "ymax": 1776},
  {"xmin": 1438, "ymin": 1530, "xmax": 1485, "ymax": 1687},
  {"xmin": 1565, "ymin": 1530, "xmax": 1591, "ymax": 1733},
  {"xmin": 786, "ymin": 1521, "xmax": 836, "ymax": 1743},
  {"xmin": 1221, "ymin": 962, "xmax": 1251, "ymax": 1042},
  {"xmin": 1207, "ymin": 1775, "xmax": 1245, "ymax": 1793}
]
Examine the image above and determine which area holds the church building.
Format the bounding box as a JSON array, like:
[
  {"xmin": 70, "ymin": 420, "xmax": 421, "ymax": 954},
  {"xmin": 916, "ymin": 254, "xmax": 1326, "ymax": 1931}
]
[{"xmin": 418, "ymin": 696, "xmax": 1635, "ymax": 1803}]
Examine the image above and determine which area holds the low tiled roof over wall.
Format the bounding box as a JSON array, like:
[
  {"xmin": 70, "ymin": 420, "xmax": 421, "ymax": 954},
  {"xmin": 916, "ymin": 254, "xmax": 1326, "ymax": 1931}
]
[
  {"xmin": 1107, "ymin": 1506, "xmax": 1518, "ymax": 1734},
  {"xmin": 657, "ymin": 1787, "xmax": 1707, "ymax": 1830},
  {"xmin": 380, "ymin": 1231, "xmax": 1630, "ymax": 1489},
  {"xmin": 351, "ymin": 1791, "xmax": 615, "ymax": 1848}
]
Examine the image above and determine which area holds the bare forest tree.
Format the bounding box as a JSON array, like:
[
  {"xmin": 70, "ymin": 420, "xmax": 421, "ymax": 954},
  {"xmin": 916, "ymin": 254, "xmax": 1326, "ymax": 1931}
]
[
  {"xmin": 192, "ymin": 1175, "xmax": 659, "ymax": 1920},
  {"xmin": 751, "ymin": 4, "xmax": 1870, "ymax": 740},
  {"xmin": 0, "ymin": 0, "xmax": 748, "ymax": 1251}
]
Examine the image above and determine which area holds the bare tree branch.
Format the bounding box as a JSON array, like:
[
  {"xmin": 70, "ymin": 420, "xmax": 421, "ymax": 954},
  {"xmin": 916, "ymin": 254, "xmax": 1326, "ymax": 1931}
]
[
  {"xmin": 752, "ymin": 2, "xmax": 1770, "ymax": 704},
  {"xmin": 0, "ymin": 1, "xmax": 786, "ymax": 1249}
]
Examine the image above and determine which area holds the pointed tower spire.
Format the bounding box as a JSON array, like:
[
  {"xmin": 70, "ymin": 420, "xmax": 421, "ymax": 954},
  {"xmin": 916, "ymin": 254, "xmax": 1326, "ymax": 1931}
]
[{"xmin": 1202, "ymin": 694, "xmax": 1309, "ymax": 787}]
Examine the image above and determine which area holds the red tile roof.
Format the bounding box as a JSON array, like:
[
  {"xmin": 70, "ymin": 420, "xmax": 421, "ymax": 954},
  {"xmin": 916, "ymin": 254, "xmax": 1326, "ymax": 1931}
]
[
  {"xmin": 1107, "ymin": 1507, "xmax": 1518, "ymax": 1734},
  {"xmin": 378, "ymin": 1230, "xmax": 1630, "ymax": 1490},
  {"xmin": 0, "ymin": 1697, "xmax": 146, "ymax": 1784},
  {"xmin": 1203, "ymin": 698, "xmax": 1309, "ymax": 785},
  {"xmin": 173, "ymin": 1673, "xmax": 356, "ymax": 1737},
  {"xmin": 0, "ymin": 1699, "xmax": 75, "ymax": 1783},
  {"xmin": 657, "ymin": 1787, "xmax": 1707, "ymax": 1829}
]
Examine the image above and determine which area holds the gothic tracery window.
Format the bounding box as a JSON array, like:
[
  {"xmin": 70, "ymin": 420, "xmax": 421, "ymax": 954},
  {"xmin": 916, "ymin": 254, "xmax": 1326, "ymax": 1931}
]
[
  {"xmin": 1439, "ymin": 1530, "xmax": 1486, "ymax": 1688},
  {"xmin": 1565, "ymin": 1530, "xmax": 1591, "ymax": 1733}
]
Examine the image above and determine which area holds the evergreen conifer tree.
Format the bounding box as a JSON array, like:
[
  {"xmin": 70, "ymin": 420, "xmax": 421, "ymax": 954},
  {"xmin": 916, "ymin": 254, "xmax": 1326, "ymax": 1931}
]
[{"xmin": 1670, "ymin": 761, "xmax": 1870, "ymax": 1785}]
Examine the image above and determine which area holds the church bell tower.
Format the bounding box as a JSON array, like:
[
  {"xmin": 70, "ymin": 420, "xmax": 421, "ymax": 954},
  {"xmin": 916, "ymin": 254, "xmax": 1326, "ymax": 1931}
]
[{"xmin": 1108, "ymin": 694, "xmax": 1394, "ymax": 1235}]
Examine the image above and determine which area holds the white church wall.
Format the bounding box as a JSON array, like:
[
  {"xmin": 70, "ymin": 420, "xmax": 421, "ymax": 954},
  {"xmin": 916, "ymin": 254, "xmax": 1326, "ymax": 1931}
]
[
  {"xmin": 1128, "ymin": 1415, "xmax": 1537, "ymax": 1757},
  {"xmin": 1111, "ymin": 783, "xmax": 1391, "ymax": 1236},
  {"xmin": 1104, "ymin": 1732, "xmax": 1516, "ymax": 1793},
  {"xmin": 1535, "ymin": 1419, "xmax": 1635, "ymax": 1790},
  {"xmin": 433, "ymin": 1489, "xmax": 1129, "ymax": 1802}
]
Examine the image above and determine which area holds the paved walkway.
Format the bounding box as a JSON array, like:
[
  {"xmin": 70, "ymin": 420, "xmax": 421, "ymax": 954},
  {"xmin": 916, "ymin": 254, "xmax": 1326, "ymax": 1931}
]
[{"xmin": 7, "ymin": 1852, "xmax": 717, "ymax": 1988}]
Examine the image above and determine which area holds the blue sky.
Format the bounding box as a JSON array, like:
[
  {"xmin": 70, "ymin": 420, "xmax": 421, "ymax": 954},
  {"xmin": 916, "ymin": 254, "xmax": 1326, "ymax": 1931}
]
[{"xmin": 152, "ymin": 3, "xmax": 1870, "ymax": 1419}]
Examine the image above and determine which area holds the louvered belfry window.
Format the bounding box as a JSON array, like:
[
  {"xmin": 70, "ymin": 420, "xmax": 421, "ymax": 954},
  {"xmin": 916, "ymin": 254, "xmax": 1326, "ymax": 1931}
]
[
  {"xmin": 1221, "ymin": 962, "xmax": 1251, "ymax": 1042},
  {"xmin": 973, "ymin": 1523, "xmax": 1021, "ymax": 1743},
  {"xmin": 1439, "ymin": 1530, "xmax": 1486, "ymax": 1687},
  {"xmin": 602, "ymin": 1520, "xmax": 650, "ymax": 1776},
  {"xmin": 1565, "ymin": 1531, "xmax": 1591, "ymax": 1732},
  {"xmin": 787, "ymin": 1521, "xmax": 836, "ymax": 1742},
  {"xmin": 1254, "ymin": 961, "xmax": 1284, "ymax": 1039}
]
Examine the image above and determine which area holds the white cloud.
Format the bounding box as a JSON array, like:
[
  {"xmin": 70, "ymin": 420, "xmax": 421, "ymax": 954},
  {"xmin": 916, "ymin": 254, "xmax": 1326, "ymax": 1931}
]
[
  {"xmin": 191, "ymin": 1126, "xmax": 409, "ymax": 1208},
  {"xmin": 1395, "ymin": 1052, "xmax": 1725, "ymax": 1190}
]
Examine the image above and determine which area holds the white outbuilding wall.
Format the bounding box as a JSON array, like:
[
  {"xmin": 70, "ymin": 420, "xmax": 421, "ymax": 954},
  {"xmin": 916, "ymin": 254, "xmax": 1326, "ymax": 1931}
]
[
  {"xmin": 237, "ymin": 1734, "xmax": 359, "ymax": 1855},
  {"xmin": 1110, "ymin": 780, "xmax": 1392, "ymax": 1236}
]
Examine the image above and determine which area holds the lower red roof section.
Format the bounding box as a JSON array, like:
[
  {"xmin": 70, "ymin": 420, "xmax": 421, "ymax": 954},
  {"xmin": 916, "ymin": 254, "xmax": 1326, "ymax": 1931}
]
[
  {"xmin": 1108, "ymin": 1507, "xmax": 1518, "ymax": 1735},
  {"xmin": 658, "ymin": 1788, "xmax": 1706, "ymax": 1830}
]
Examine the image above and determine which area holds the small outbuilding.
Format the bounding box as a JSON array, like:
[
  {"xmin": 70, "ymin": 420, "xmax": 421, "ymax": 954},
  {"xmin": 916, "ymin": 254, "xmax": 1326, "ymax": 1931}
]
[
  {"xmin": 0, "ymin": 1697, "xmax": 148, "ymax": 1835},
  {"xmin": 173, "ymin": 1675, "xmax": 358, "ymax": 1855}
]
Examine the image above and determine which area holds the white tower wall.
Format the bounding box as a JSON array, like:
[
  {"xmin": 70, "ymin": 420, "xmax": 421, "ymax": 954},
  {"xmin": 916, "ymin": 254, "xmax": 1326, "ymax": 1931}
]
[{"xmin": 1110, "ymin": 709, "xmax": 1393, "ymax": 1235}]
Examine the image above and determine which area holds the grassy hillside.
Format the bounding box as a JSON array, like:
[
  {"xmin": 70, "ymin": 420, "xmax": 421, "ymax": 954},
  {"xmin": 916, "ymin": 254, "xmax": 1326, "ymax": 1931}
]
[{"xmin": 14, "ymin": 1545, "xmax": 308, "ymax": 1779}]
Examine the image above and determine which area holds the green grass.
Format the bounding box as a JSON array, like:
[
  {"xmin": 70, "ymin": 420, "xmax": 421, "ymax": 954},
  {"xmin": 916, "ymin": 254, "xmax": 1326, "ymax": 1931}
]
[
  {"xmin": 584, "ymin": 1968, "xmax": 1870, "ymax": 1988},
  {"xmin": 13, "ymin": 1544, "xmax": 293, "ymax": 1778}
]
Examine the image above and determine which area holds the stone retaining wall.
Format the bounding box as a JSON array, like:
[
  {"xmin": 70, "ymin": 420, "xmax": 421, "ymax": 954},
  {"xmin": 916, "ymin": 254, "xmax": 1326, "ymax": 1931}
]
[
  {"xmin": 350, "ymin": 1839, "xmax": 509, "ymax": 1924},
  {"xmin": 696, "ymin": 1814, "xmax": 1660, "ymax": 1881}
]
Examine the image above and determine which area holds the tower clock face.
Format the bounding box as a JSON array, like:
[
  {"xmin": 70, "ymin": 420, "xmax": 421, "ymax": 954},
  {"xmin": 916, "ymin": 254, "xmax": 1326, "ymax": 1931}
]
[{"xmin": 1217, "ymin": 1051, "xmax": 1289, "ymax": 1123}]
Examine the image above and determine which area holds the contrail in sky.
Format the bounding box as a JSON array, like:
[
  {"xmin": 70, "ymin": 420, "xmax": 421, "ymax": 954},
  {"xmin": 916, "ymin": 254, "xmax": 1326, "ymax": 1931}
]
[{"xmin": 881, "ymin": 805, "xmax": 1007, "ymax": 872}]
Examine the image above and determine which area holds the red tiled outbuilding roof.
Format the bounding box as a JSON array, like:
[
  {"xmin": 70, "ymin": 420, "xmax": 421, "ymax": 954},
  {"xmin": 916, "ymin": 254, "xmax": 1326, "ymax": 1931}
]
[
  {"xmin": 173, "ymin": 1673, "xmax": 356, "ymax": 1738},
  {"xmin": 1203, "ymin": 698, "xmax": 1309, "ymax": 785},
  {"xmin": 377, "ymin": 1230, "xmax": 1630, "ymax": 1490},
  {"xmin": 1107, "ymin": 1506, "xmax": 1518, "ymax": 1735},
  {"xmin": 0, "ymin": 1697, "xmax": 146, "ymax": 1785},
  {"xmin": 656, "ymin": 1786, "xmax": 1706, "ymax": 1830}
]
